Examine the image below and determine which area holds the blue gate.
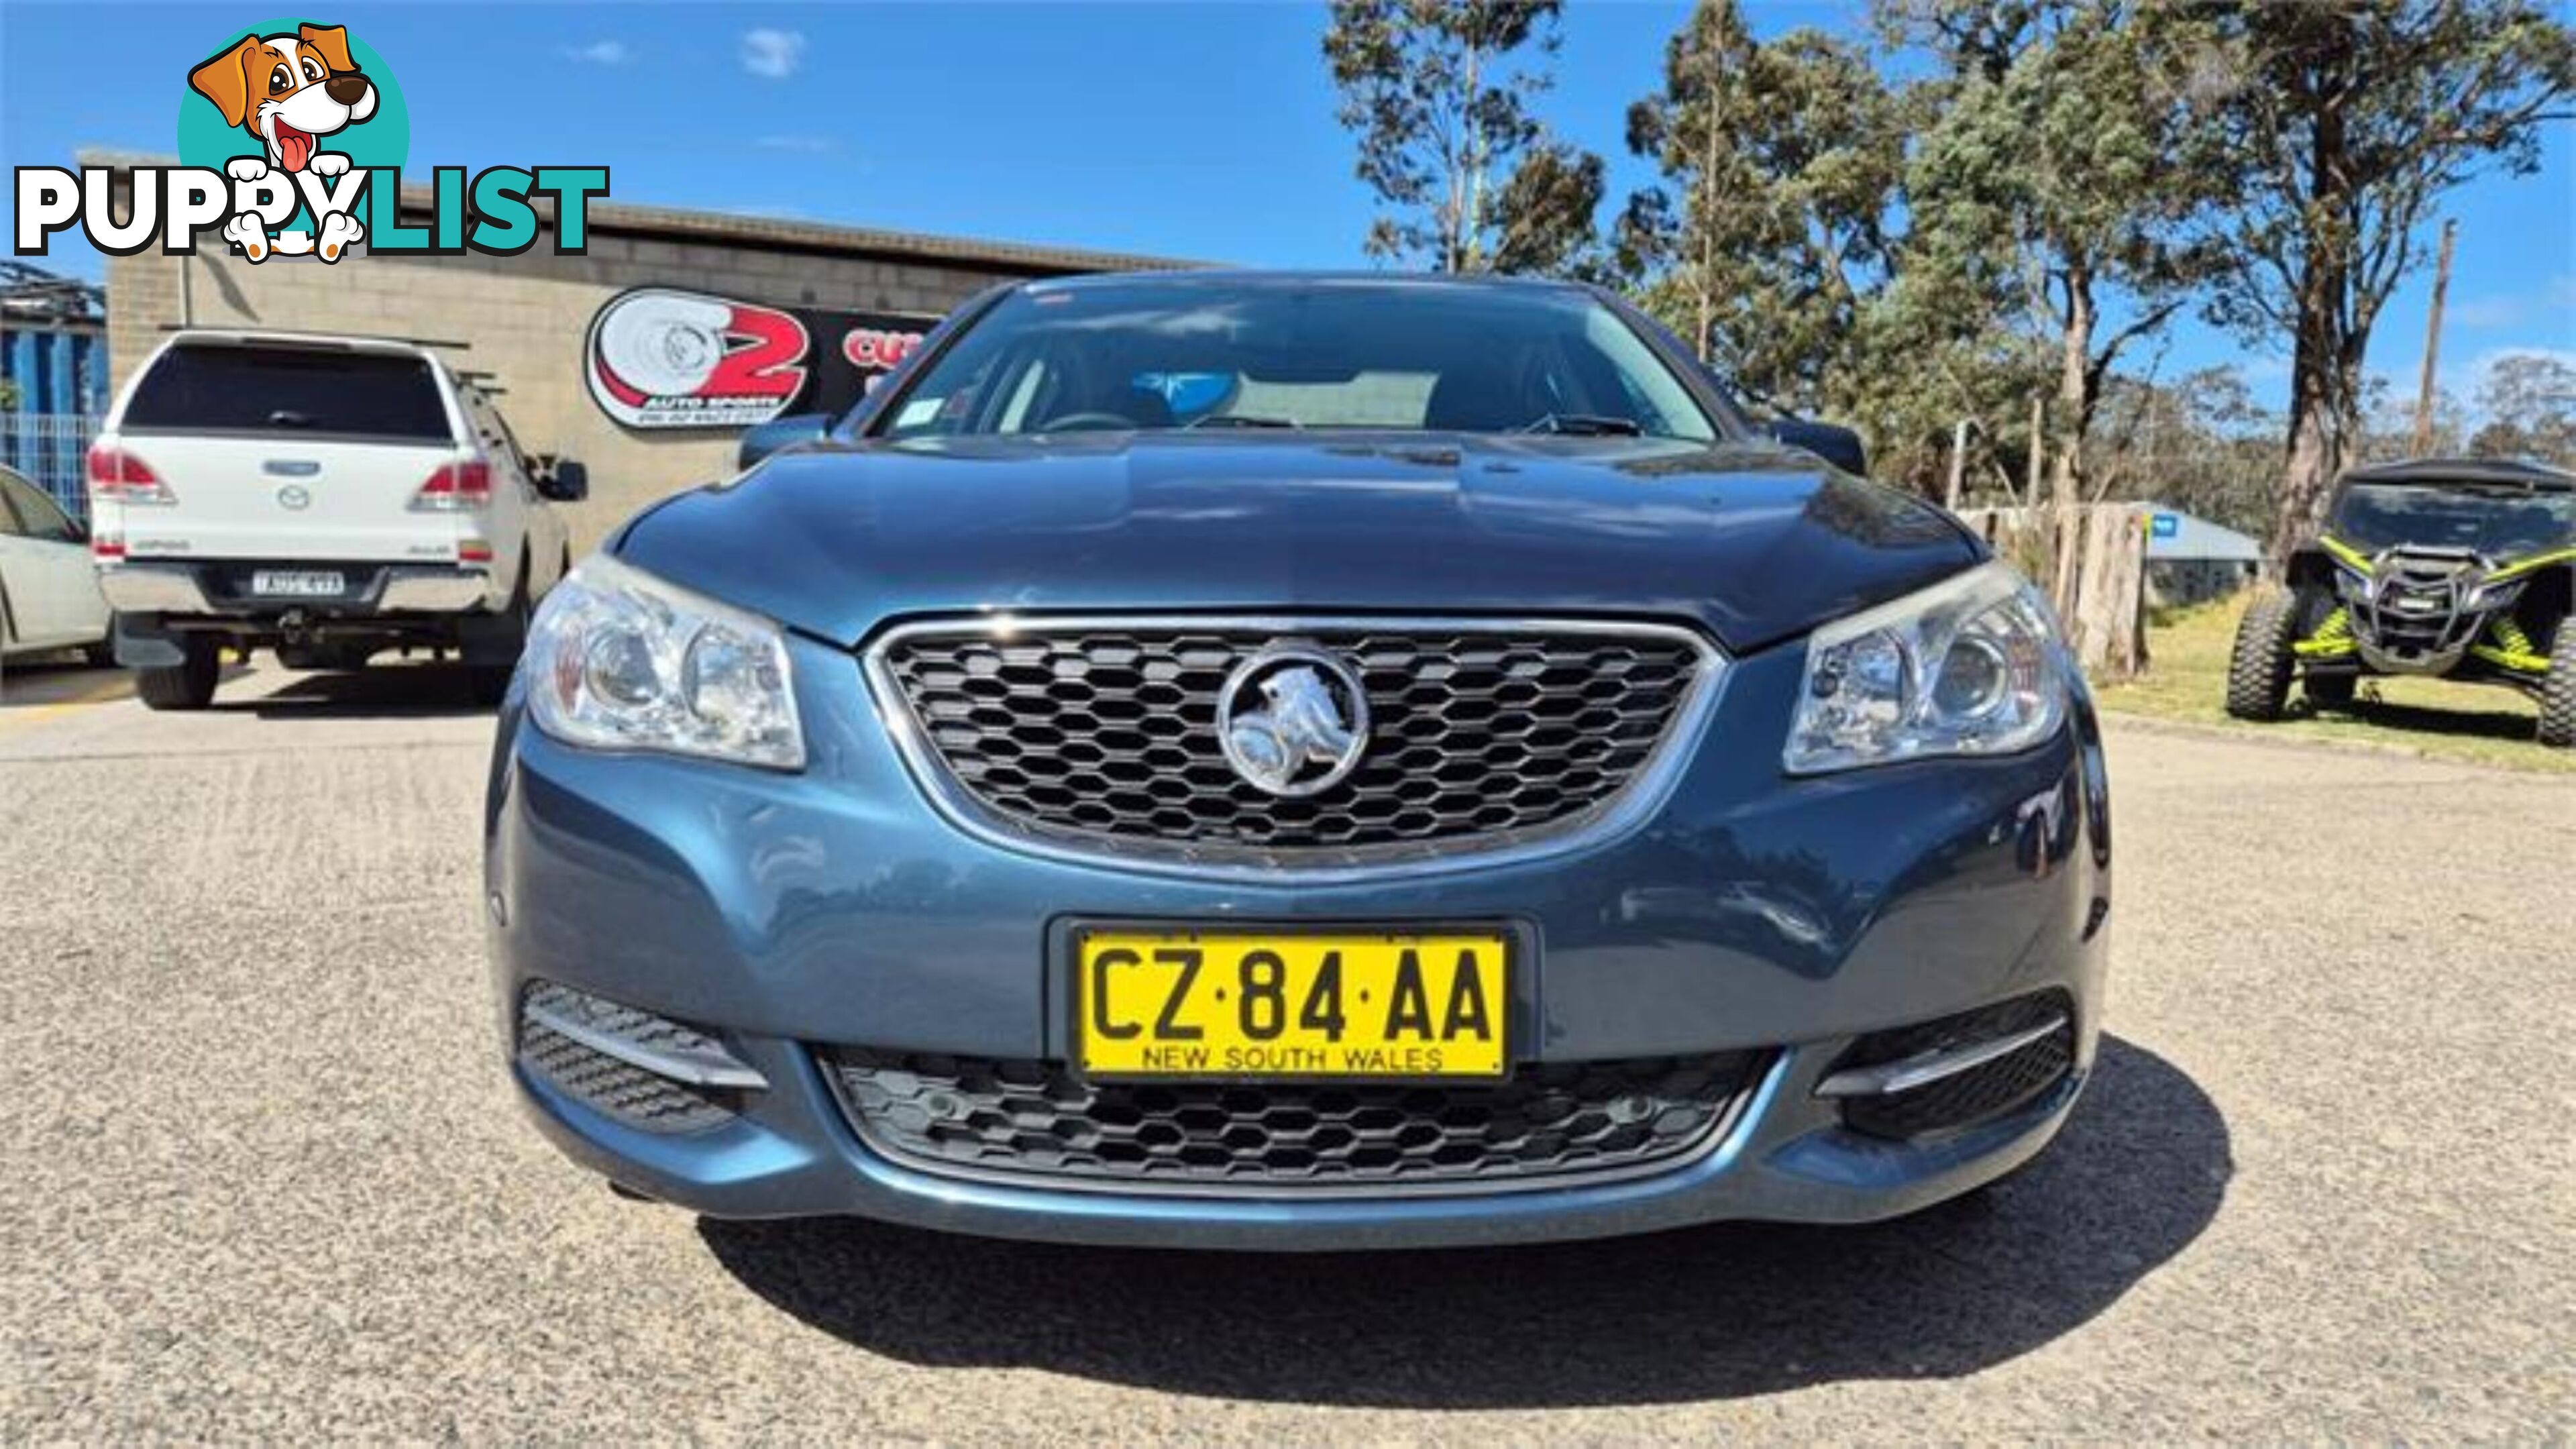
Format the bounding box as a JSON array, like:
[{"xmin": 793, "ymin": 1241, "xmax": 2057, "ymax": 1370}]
[
  {"xmin": 0, "ymin": 413, "xmax": 99, "ymax": 521},
  {"xmin": 1, "ymin": 325, "xmax": 109, "ymax": 521}
]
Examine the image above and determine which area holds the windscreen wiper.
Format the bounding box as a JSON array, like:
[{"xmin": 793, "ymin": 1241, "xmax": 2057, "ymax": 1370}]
[{"xmin": 1517, "ymin": 413, "xmax": 1643, "ymax": 437}]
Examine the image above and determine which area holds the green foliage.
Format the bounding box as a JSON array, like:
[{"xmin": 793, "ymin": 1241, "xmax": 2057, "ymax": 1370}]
[
  {"xmin": 2087, "ymin": 365, "xmax": 2285, "ymax": 535},
  {"xmin": 1491, "ymin": 140, "xmax": 1610, "ymax": 279},
  {"xmin": 1311, "ymin": 0, "xmax": 2575, "ymax": 539},
  {"xmin": 1613, "ymin": 0, "xmax": 2231, "ymax": 494},
  {"xmin": 1322, "ymin": 0, "xmax": 1606, "ymax": 276},
  {"xmin": 2468, "ymin": 353, "xmax": 2576, "ymax": 465},
  {"xmin": 1621, "ymin": 5, "xmax": 1904, "ymax": 409},
  {"xmin": 2355, "ymin": 373, "xmax": 2469, "ymax": 464},
  {"xmin": 2181, "ymin": 0, "xmax": 2576, "ymax": 561}
]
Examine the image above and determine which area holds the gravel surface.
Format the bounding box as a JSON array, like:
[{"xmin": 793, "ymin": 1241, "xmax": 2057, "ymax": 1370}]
[{"xmin": 3, "ymin": 662, "xmax": 2570, "ymax": 1441}]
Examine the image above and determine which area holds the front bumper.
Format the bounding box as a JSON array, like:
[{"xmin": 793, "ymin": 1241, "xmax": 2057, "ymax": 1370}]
[{"xmin": 485, "ymin": 631, "xmax": 2113, "ymax": 1249}]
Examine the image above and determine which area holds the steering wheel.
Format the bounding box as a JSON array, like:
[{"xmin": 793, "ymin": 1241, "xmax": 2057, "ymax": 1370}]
[{"xmin": 1033, "ymin": 411, "xmax": 1138, "ymax": 433}]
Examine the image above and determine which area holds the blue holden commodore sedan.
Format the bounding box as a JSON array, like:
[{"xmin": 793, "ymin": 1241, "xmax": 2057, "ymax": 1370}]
[{"xmin": 486, "ymin": 272, "xmax": 2112, "ymax": 1250}]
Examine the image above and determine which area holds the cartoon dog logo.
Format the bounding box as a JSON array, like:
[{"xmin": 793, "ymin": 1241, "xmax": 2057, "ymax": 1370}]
[{"xmin": 188, "ymin": 22, "xmax": 375, "ymax": 260}]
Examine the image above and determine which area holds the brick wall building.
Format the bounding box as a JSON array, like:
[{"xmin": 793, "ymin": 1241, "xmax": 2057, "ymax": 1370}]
[{"xmin": 95, "ymin": 153, "xmax": 1190, "ymax": 545}]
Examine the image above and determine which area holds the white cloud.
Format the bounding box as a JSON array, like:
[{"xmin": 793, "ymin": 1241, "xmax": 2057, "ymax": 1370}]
[
  {"xmin": 2440, "ymin": 276, "xmax": 2576, "ymax": 331},
  {"xmin": 2464, "ymin": 345, "xmax": 2576, "ymax": 388},
  {"xmin": 754, "ymin": 134, "xmax": 839, "ymax": 154},
  {"xmin": 2447, "ymin": 294, "xmax": 2526, "ymax": 330},
  {"xmin": 739, "ymin": 28, "xmax": 806, "ymax": 79},
  {"xmin": 561, "ymin": 40, "xmax": 631, "ymax": 66},
  {"xmin": 2236, "ymin": 354, "xmax": 2293, "ymax": 385},
  {"xmin": 2379, "ymin": 346, "xmax": 2576, "ymax": 423}
]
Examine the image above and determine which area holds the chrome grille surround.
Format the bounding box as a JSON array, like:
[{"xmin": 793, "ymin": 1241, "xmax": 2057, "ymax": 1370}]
[
  {"xmin": 1828, "ymin": 991, "xmax": 2078, "ymax": 1141},
  {"xmin": 822, "ymin": 1049, "xmax": 1770, "ymax": 1198},
  {"xmin": 863, "ymin": 615, "xmax": 1725, "ymax": 879}
]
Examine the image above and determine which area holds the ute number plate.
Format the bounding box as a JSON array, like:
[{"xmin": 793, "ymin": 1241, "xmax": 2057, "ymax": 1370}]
[{"xmin": 250, "ymin": 570, "xmax": 347, "ymax": 598}]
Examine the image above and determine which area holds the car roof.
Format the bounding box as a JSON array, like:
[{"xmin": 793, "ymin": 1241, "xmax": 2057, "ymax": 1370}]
[
  {"xmin": 2340, "ymin": 457, "xmax": 2576, "ymax": 491},
  {"xmin": 158, "ymin": 327, "xmax": 452, "ymax": 362}
]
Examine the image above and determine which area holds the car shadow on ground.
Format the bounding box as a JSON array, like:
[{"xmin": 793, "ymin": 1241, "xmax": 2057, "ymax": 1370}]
[
  {"xmin": 233, "ymin": 665, "xmax": 496, "ymax": 720},
  {"xmin": 699, "ymin": 1034, "xmax": 2228, "ymax": 1409},
  {"xmin": 2317, "ymin": 696, "xmax": 2541, "ymax": 745},
  {"xmin": 0, "ymin": 655, "xmax": 122, "ymax": 706}
]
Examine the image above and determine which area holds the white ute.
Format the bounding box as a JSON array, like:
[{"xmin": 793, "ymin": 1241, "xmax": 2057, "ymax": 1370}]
[{"xmin": 89, "ymin": 330, "xmax": 584, "ymax": 709}]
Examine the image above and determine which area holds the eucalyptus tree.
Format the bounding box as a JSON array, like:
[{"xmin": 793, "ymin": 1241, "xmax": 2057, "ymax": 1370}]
[
  {"xmin": 2182, "ymin": 0, "xmax": 2573, "ymax": 568},
  {"xmin": 1322, "ymin": 0, "xmax": 1606, "ymax": 276}
]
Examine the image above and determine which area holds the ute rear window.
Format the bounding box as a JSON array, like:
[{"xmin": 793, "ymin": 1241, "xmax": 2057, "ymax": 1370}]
[{"xmin": 122, "ymin": 347, "xmax": 453, "ymax": 442}]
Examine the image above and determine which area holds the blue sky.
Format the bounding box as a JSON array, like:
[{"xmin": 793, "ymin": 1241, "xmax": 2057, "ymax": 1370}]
[{"xmin": 4, "ymin": 1, "xmax": 2569, "ymax": 413}]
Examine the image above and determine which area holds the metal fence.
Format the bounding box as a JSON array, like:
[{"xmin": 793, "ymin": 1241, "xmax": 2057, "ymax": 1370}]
[{"xmin": 0, "ymin": 413, "xmax": 95, "ymax": 521}]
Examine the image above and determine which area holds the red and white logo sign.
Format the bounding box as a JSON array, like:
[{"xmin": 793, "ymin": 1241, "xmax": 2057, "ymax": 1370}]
[
  {"xmin": 585, "ymin": 288, "xmax": 811, "ymax": 429},
  {"xmin": 842, "ymin": 325, "xmax": 922, "ymax": 374}
]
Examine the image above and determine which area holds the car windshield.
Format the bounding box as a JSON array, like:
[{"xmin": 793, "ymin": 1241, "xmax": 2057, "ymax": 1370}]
[
  {"xmin": 2327, "ymin": 481, "xmax": 2576, "ymax": 559},
  {"xmin": 871, "ymin": 278, "xmax": 1723, "ymax": 443}
]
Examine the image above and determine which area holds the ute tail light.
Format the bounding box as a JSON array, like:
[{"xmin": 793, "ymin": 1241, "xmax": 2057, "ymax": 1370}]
[
  {"xmin": 85, "ymin": 444, "xmax": 176, "ymax": 505},
  {"xmin": 411, "ymin": 458, "xmax": 492, "ymax": 513}
]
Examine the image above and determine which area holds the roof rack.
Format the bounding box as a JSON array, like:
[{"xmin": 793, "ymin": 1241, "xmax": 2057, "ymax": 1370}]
[{"xmin": 155, "ymin": 323, "xmax": 473, "ymax": 351}]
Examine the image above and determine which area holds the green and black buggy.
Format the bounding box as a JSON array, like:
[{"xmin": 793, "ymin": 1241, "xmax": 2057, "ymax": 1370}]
[{"xmin": 2226, "ymin": 458, "xmax": 2576, "ymax": 747}]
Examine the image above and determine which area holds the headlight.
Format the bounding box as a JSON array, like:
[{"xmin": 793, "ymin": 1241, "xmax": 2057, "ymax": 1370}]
[
  {"xmin": 523, "ymin": 554, "xmax": 804, "ymax": 770},
  {"xmin": 2467, "ymin": 577, "xmax": 2526, "ymax": 611},
  {"xmin": 1785, "ymin": 560, "xmax": 2069, "ymax": 774}
]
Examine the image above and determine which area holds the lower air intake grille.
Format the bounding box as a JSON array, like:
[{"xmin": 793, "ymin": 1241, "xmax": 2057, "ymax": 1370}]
[
  {"xmin": 517, "ymin": 985, "xmax": 740, "ymax": 1135},
  {"xmin": 1835, "ymin": 992, "xmax": 2076, "ymax": 1140},
  {"xmin": 823, "ymin": 1050, "xmax": 1766, "ymax": 1193}
]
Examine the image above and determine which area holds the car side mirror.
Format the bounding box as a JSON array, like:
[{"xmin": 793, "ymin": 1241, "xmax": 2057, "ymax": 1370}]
[
  {"xmin": 1762, "ymin": 419, "xmax": 1869, "ymax": 478},
  {"xmin": 534, "ymin": 458, "xmax": 589, "ymax": 502},
  {"xmin": 739, "ymin": 413, "xmax": 830, "ymax": 471}
]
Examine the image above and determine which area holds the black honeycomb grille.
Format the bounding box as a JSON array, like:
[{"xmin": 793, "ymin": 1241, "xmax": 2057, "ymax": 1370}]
[
  {"xmin": 516, "ymin": 987, "xmax": 738, "ymax": 1136},
  {"xmin": 875, "ymin": 623, "xmax": 1706, "ymax": 857},
  {"xmin": 823, "ymin": 1050, "xmax": 1765, "ymax": 1192},
  {"xmin": 1835, "ymin": 992, "xmax": 2076, "ymax": 1141}
]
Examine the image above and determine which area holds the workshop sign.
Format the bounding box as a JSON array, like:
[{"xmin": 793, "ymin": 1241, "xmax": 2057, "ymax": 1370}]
[{"xmin": 584, "ymin": 286, "xmax": 936, "ymax": 429}]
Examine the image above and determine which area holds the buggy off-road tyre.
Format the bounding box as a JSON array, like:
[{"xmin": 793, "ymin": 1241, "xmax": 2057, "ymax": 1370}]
[
  {"xmin": 136, "ymin": 635, "xmax": 219, "ymax": 712},
  {"xmin": 2538, "ymin": 618, "xmax": 2576, "ymax": 749},
  {"xmin": 2226, "ymin": 591, "xmax": 2300, "ymax": 722}
]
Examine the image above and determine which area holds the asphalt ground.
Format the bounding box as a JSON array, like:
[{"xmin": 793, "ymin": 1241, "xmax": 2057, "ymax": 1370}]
[{"xmin": 1, "ymin": 657, "xmax": 2569, "ymax": 1441}]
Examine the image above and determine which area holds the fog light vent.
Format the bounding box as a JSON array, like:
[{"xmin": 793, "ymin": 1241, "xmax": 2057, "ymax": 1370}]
[
  {"xmin": 516, "ymin": 981, "xmax": 763, "ymax": 1136},
  {"xmin": 1819, "ymin": 991, "xmax": 2075, "ymax": 1141}
]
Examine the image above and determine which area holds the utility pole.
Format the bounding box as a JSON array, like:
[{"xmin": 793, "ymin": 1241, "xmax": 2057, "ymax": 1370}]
[
  {"xmin": 1944, "ymin": 419, "xmax": 1971, "ymax": 511},
  {"xmin": 2412, "ymin": 217, "xmax": 2457, "ymax": 456},
  {"xmin": 2022, "ymin": 396, "xmax": 2046, "ymax": 512},
  {"xmin": 1695, "ymin": 32, "xmax": 1723, "ymax": 362}
]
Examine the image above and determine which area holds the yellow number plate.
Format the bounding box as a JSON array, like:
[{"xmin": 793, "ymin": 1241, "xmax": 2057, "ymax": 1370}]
[{"xmin": 1075, "ymin": 929, "xmax": 1511, "ymax": 1079}]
